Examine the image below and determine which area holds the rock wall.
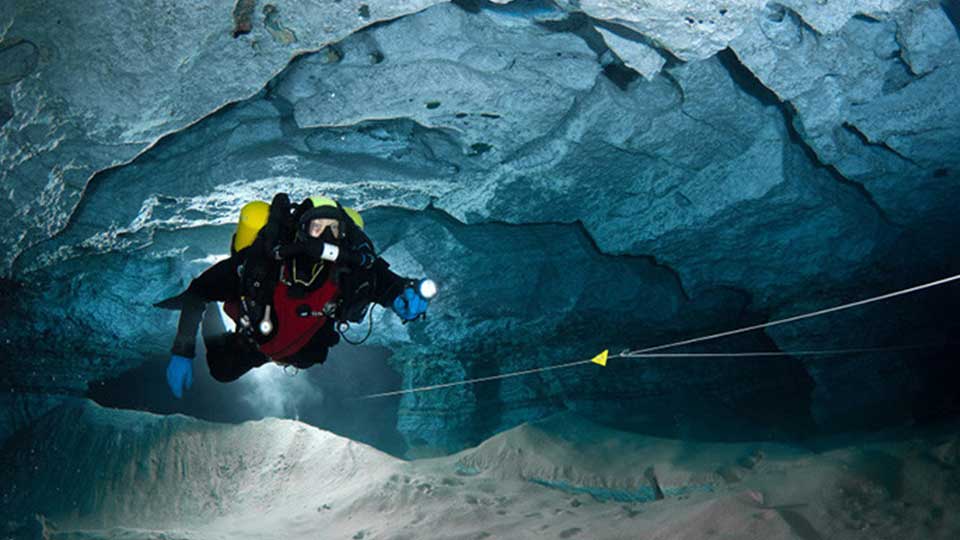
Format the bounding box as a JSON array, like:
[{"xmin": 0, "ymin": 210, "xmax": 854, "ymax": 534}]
[
  {"xmin": 2, "ymin": 1, "xmax": 959, "ymax": 453},
  {"xmin": 0, "ymin": 0, "xmax": 445, "ymax": 275}
]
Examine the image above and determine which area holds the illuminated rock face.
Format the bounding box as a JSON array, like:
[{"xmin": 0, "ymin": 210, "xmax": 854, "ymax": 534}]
[
  {"xmin": 2, "ymin": 1, "xmax": 959, "ymax": 453},
  {"xmin": 0, "ymin": 0, "xmax": 446, "ymax": 274}
]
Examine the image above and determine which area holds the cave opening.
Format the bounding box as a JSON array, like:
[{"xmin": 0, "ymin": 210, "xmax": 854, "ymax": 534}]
[{"xmin": 87, "ymin": 341, "xmax": 409, "ymax": 457}]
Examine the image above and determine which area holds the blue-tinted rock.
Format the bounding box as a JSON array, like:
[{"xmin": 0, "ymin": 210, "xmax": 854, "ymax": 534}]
[
  {"xmin": 0, "ymin": 0, "xmax": 446, "ymax": 276},
  {"xmin": 0, "ymin": 393, "xmax": 77, "ymax": 442},
  {"xmin": 896, "ymin": 2, "xmax": 960, "ymax": 75},
  {"xmin": 847, "ymin": 64, "xmax": 960, "ymax": 167},
  {"xmin": 779, "ymin": 0, "xmax": 910, "ymax": 33},
  {"xmin": 594, "ymin": 25, "xmax": 666, "ymax": 80},
  {"xmin": 0, "ymin": 39, "xmax": 38, "ymax": 84},
  {"xmin": 273, "ymin": 3, "xmax": 600, "ymax": 168},
  {"xmin": 731, "ymin": 2, "xmax": 960, "ymax": 225},
  {"xmin": 2, "ymin": 1, "xmax": 960, "ymax": 454},
  {"xmin": 555, "ymin": 0, "xmax": 769, "ymax": 61}
]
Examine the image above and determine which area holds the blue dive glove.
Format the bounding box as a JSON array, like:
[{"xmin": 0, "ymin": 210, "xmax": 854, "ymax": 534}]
[
  {"xmin": 166, "ymin": 355, "xmax": 193, "ymax": 399},
  {"xmin": 392, "ymin": 286, "xmax": 429, "ymax": 322}
]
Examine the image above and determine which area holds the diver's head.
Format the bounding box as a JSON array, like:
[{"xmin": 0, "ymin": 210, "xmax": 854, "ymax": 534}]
[
  {"xmin": 295, "ymin": 197, "xmax": 345, "ymax": 263},
  {"xmin": 306, "ymin": 217, "xmax": 340, "ymax": 242},
  {"xmin": 297, "ymin": 197, "xmax": 343, "ymax": 236}
]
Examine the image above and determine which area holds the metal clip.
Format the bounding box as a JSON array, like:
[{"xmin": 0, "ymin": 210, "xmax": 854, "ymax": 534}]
[{"xmin": 259, "ymin": 305, "xmax": 273, "ymax": 335}]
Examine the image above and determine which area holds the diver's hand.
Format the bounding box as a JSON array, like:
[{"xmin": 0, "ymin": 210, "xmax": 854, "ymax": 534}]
[
  {"xmin": 270, "ymin": 192, "xmax": 291, "ymax": 216},
  {"xmin": 277, "ymin": 240, "xmax": 350, "ymax": 264},
  {"xmin": 303, "ymin": 239, "xmax": 340, "ymax": 262},
  {"xmin": 345, "ymin": 236, "xmax": 376, "ymax": 269},
  {"xmin": 257, "ymin": 193, "xmax": 292, "ymax": 257},
  {"xmin": 392, "ymin": 287, "xmax": 429, "ymax": 322},
  {"xmin": 338, "ymin": 248, "xmax": 375, "ymax": 269},
  {"xmin": 166, "ymin": 355, "xmax": 193, "ymax": 399}
]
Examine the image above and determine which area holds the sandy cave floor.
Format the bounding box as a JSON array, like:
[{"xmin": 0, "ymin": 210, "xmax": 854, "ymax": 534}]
[{"xmin": 2, "ymin": 401, "xmax": 959, "ymax": 540}]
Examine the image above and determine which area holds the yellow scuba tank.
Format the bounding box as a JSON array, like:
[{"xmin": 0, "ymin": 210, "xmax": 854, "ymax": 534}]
[
  {"xmin": 343, "ymin": 206, "xmax": 364, "ymax": 229},
  {"xmin": 233, "ymin": 200, "xmax": 270, "ymax": 253}
]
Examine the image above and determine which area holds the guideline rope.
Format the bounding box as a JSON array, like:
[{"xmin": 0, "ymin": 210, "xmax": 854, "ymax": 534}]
[
  {"xmin": 615, "ymin": 343, "xmax": 946, "ymax": 358},
  {"xmin": 359, "ymin": 273, "xmax": 960, "ymax": 399},
  {"xmin": 616, "ymin": 273, "xmax": 960, "ymax": 357}
]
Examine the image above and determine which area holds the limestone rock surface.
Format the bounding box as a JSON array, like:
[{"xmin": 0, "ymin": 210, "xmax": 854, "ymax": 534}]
[
  {"xmin": 2, "ymin": 1, "xmax": 960, "ymax": 453},
  {"xmin": 0, "ymin": 0, "xmax": 444, "ymax": 275}
]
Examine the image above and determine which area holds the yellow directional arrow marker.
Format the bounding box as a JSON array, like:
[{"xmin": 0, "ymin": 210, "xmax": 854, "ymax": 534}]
[{"xmin": 590, "ymin": 349, "xmax": 609, "ymax": 367}]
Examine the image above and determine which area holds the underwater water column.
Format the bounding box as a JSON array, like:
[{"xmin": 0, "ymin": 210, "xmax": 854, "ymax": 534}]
[{"xmin": 2, "ymin": 0, "xmax": 960, "ymax": 538}]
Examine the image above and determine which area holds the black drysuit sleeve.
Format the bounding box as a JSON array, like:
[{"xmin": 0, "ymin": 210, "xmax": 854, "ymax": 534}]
[
  {"xmin": 343, "ymin": 223, "xmax": 409, "ymax": 308},
  {"xmin": 369, "ymin": 257, "xmax": 410, "ymax": 308},
  {"xmin": 171, "ymin": 254, "xmax": 243, "ymax": 358}
]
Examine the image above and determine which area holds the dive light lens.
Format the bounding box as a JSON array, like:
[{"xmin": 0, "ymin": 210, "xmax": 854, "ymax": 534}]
[{"xmin": 418, "ymin": 279, "xmax": 438, "ymax": 299}]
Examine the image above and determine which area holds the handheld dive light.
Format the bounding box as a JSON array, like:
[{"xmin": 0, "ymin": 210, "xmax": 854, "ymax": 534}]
[
  {"xmin": 399, "ymin": 278, "xmax": 438, "ymax": 325},
  {"xmin": 417, "ymin": 278, "xmax": 438, "ymax": 300}
]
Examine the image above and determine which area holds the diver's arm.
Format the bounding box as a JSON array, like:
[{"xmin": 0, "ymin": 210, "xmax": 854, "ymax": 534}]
[
  {"xmin": 344, "ymin": 227, "xmax": 376, "ymax": 269},
  {"xmin": 344, "ymin": 226, "xmax": 413, "ymax": 307},
  {"xmin": 171, "ymin": 293, "xmax": 205, "ymax": 358},
  {"xmin": 170, "ymin": 255, "xmax": 243, "ymax": 358},
  {"xmin": 371, "ymin": 258, "xmax": 410, "ymax": 308}
]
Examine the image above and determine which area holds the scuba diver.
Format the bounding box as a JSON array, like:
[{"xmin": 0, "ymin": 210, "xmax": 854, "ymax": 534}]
[{"xmin": 156, "ymin": 193, "xmax": 433, "ymax": 398}]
